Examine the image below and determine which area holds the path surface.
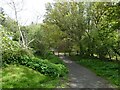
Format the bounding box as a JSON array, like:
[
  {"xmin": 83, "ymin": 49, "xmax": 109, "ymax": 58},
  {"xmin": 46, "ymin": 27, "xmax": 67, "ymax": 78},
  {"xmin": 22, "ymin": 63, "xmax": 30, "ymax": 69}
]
[{"xmin": 59, "ymin": 55, "xmax": 115, "ymax": 89}]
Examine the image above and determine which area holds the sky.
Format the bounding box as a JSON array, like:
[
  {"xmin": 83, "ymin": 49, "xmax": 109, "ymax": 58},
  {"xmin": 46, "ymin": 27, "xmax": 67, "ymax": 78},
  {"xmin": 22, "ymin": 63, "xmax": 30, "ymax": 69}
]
[{"xmin": 0, "ymin": 0, "xmax": 54, "ymax": 25}]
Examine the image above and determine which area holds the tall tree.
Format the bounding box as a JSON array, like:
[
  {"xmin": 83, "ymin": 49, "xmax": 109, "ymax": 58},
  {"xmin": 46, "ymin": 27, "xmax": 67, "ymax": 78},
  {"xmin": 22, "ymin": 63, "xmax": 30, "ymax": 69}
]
[
  {"xmin": 5, "ymin": 0, "xmax": 26, "ymax": 48},
  {"xmin": 44, "ymin": 1, "xmax": 86, "ymax": 54}
]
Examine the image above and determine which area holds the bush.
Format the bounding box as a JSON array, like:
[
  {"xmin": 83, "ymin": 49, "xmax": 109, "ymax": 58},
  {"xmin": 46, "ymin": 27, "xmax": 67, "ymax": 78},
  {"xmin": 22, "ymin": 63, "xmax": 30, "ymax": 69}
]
[
  {"xmin": 2, "ymin": 31, "xmax": 68, "ymax": 77},
  {"xmin": 2, "ymin": 34, "xmax": 19, "ymax": 65},
  {"xmin": 2, "ymin": 31, "xmax": 33, "ymax": 65},
  {"xmin": 56, "ymin": 64, "xmax": 68, "ymax": 77},
  {"xmin": 3, "ymin": 52, "xmax": 68, "ymax": 77},
  {"xmin": 4, "ymin": 55, "xmax": 68, "ymax": 77},
  {"xmin": 26, "ymin": 57, "xmax": 68, "ymax": 77},
  {"xmin": 40, "ymin": 52, "xmax": 64, "ymax": 64}
]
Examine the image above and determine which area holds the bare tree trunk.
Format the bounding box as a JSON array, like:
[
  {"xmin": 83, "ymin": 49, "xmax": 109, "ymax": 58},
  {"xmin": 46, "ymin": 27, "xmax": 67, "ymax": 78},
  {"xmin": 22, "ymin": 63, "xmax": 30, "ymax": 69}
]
[
  {"xmin": 76, "ymin": 51, "xmax": 79, "ymax": 56},
  {"xmin": 69, "ymin": 51, "xmax": 71, "ymax": 56},
  {"xmin": 52, "ymin": 51, "xmax": 54, "ymax": 54},
  {"xmin": 108, "ymin": 51, "xmax": 111, "ymax": 60},
  {"xmin": 115, "ymin": 54, "xmax": 118, "ymax": 61},
  {"xmin": 58, "ymin": 51, "xmax": 59, "ymax": 56},
  {"xmin": 7, "ymin": 0, "xmax": 26, "ymax": 48},
  {"xmin": 19, "ymin": 26, "xmax": 25, "ymax": 48}
]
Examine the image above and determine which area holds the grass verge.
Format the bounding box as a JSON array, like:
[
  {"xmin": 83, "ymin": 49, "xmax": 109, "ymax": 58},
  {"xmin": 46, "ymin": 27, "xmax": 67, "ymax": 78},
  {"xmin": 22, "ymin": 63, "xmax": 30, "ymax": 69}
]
[{"xmin": 1, "ymin": 65, "xmax": 66, "ymax": 88}]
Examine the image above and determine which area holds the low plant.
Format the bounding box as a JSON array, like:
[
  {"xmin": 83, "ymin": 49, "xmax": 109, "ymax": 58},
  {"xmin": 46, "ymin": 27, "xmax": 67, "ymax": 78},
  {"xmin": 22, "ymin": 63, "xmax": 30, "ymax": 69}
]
[
  {"xmin": 21, "ymin": 56, "xmax": 68, "ymax": 77},
  {"xmin": 2, "ymin": 31, "xmax": 33, "ymax": 65},
  {"xmin": 2, "ymin": 65, "xmax": 65, "ymax": 88},
  {"xmin": 39, "ymin": 52, "xmax": 64, "ymax": 64}
]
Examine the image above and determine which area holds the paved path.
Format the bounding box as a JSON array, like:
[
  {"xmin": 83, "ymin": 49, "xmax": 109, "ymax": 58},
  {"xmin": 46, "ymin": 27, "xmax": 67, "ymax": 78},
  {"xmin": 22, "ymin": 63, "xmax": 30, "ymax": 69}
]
[{"xmin": 59, "ymin": 55, "xmax": 115, "ymax": 89}]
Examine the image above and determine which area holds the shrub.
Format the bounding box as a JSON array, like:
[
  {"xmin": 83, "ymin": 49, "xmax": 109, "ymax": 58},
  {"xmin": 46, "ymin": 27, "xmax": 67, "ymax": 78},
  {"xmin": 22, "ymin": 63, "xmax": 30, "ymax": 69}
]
[
  {"xmin": 2, "ymin": 48, "xmax": 33, "ymax": 65},
  {"xmin": 2, "ymin": 34, "xmax": 20, "ymax": 65},
  {"xmin": 40, "ymin": 52, "xmax": 64, "ymax": 64},
  {"xmin": 56, "ymin": 64, "xmax": 68, "ymax": 77},
  {"xmin": 2, "ymin": 31, "xmax": 68, "ymax": 78},
  {"xmin": 2, "ymin": 31, "xmax": 33, "ymax": 65},
  {"xmin": 4, "ymin": 55, "xmax": 68, "ymax": 77}
]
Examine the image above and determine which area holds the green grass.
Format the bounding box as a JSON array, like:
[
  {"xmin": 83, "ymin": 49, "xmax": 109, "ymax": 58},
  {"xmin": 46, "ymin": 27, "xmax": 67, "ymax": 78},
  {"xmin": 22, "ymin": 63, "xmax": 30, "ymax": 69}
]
[
  {"xmin": 1, "ymin": 65, "xmax": 66, "ymax": 88},
  {"xmin": 70, "ymin": 56, "xmax": 120, "ymax": 88}
]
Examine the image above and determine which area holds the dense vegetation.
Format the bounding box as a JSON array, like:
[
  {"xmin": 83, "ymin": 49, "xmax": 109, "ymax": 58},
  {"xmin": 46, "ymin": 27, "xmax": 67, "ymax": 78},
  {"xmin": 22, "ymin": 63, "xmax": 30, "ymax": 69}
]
[
  {"xmin": 0, "ymin": 0, "xmax": 120, "ymax": 88},
  {"xmin": 44, "ymin": 1, "xmax": 120, "ymax": 60},
  {"xmin": 1, "ymin": 31, "xmax": 68, "ymax": 88},
  {"xmin": 2, "ymin": 65, "xmax": 66, "ymax": 88},
  {"xmin": 0, "ymin": 3, "xmax": 68, "ymax": 88}
]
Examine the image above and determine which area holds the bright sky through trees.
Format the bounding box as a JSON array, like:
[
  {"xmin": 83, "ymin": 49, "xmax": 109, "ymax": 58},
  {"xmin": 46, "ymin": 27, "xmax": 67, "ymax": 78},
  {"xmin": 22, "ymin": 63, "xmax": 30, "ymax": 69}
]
[
  {"xmin": 0, "ymin": 0, "xmax": 54, "ymax": 25},
  {"xmin": 0, "ymin": 0, "xmax": 119, "ymax": 25}
]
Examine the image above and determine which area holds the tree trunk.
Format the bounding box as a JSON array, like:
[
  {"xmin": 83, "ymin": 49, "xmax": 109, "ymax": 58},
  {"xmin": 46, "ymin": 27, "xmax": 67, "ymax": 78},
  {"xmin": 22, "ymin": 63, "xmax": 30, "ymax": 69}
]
[
  {"xmin": 76, "ymin": 51, "xmax": 79, "ymax": 56},
  {"xmin": 108, "ymin": 51, "xmax": 111, "ymax": 60},
  {"xmin": 69, "ymin": 51, "xmax": 71, "ymax": 56},
  {"xmin": 64, "ymin": 51, "xmax": 66, "ymax": 56},
  {"xmin": 79, "ymin": 43, "xmax": 84, "ymax": 56},
  {"xmin": 58, "ymin": 51, "xmax": 59, "ymax": 56},
  {"xmin": 19, "ymin": 27, "xmax": 26, "ymax": 48},
  {"xmin": 115, "ymin": 54, "xmax": 118, "ymax": 61}
]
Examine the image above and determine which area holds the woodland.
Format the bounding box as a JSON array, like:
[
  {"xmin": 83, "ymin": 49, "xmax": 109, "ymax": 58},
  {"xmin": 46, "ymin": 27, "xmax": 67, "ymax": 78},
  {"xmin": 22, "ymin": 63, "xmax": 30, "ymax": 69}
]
[{"xmin": 0, "ymin": 1, "xmax": 120, "ymax": 88}]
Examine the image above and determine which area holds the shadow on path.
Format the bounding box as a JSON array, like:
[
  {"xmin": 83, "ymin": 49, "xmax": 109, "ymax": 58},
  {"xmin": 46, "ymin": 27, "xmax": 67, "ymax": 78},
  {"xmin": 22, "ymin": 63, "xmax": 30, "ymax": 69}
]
[{"xmin": 59, "ymin": 55, "xmax": 115, "ymax": 89}]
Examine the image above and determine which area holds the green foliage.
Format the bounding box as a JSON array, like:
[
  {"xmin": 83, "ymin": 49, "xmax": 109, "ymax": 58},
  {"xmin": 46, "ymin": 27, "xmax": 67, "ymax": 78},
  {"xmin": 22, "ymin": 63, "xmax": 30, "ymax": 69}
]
[
  {"xmin": 40, "ymin": 52, "xmax": 64, "ymax": 64},
  {"xmin": 2, "ymin": 65, "xmax": 65, "ymax": 88},
  {"xmin": 41, "ymin": 23, "xmax": 65, "ymax": 49},
  {"xmin": 71, "ymin": 56, "xmax": 119, "ymax": 87},
  {"xmin": 44, "ymin": 2, "xmax": 85, "ymax": 42},
  {"xmin": 2, "ymin": 29, "xmax": 68, "ymax": 78},
  {"xmin": 1, "ymin": 14, "xmax": 19, "ymax": 41},
  {"xmin": 27, "ymin": 24, "xmax": 47, "ymax": 55},
  {"xmin": 20, "ymin": 56, "xmax": 68, "ymax": 77},
  {"xmin": 44, "ymin": 2, "xmax": 120, "ymax": 59},
  {"xmin": 0, "ymin": 14, "xmax": 5, "ymax": 25},
  {"xmin": 2, "ymin": 30, "xmax": 33, "ymax": 65},
  {"xmin": 56, "ymin": 64, "xmax": 68, "ymax": 77},
  {"xmin": 2, "ymin": 31, "xmax": 19, "ymax": 64},
  {"xmin": 27, "ymin": 23, "xmax": 66, "ymax": 55},
  {"xmin": 2, "ymin": 50, "xmax": 68, "ymax": 77}
]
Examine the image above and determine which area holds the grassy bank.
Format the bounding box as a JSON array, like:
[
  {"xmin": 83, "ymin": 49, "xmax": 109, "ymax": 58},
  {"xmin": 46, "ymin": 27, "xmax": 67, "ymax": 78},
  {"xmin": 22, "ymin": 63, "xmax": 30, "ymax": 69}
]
[
  {"xmin": 1, "ymin": 65, "xmax": 67, "ymax": 88},
  {"xmin": 1, "ymin": 53, "xmax": 68, "ymax": 88},
  {"xmin": 70, "ymin": 56, "xmax": 119, "ymax": 88}
]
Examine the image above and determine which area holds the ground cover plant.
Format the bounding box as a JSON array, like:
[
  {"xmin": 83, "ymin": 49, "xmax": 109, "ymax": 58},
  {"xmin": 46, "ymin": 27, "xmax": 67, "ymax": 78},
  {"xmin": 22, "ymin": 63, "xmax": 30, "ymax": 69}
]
[{"xmin": 1, "ymin": 65, "xmax": 67, "ymax": 88}]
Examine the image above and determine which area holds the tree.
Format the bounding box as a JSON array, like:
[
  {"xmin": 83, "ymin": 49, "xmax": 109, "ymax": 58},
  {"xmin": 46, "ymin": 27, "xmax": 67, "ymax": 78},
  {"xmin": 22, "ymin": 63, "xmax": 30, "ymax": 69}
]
[
  {"xmin": 44, "ymin": 1, "xmax": 119, "ymax": 60},
  {"xmin": 0, "ymin": 7, "xmax": 5, "ymax": 25},
  {"xmin": 44, "ymin": 1, "xmax": 86, "ymax": 54},
  {"xmin": 4, "ymin": 0, "xmax": 26, "ymax": 48}
]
